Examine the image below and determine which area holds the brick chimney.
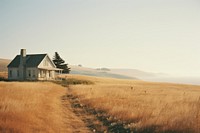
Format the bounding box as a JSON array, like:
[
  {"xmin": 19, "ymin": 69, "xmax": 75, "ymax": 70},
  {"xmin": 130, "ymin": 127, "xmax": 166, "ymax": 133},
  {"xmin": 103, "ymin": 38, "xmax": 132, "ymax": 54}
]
[
  {"xmin": 19, "ymin": 49, "xmax": 26, "ymax": 80},
  {"xmin": 21, "ymin": 49, "xmax": 26, "ymax": 57}
]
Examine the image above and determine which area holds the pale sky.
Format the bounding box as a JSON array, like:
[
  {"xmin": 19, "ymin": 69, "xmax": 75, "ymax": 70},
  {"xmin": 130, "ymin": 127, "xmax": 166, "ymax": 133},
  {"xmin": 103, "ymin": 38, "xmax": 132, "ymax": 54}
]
[{"xmin": 1, "ymin": 0, "xmax": 200, "ymax": 77}]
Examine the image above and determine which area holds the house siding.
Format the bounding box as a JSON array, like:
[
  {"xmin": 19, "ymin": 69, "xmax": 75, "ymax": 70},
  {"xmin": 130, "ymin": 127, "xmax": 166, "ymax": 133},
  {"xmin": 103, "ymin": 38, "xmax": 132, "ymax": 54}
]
[
  {"xmin": 26, "ymin": 68, "xmax": 38, "ymax": 80},
  {"xmin": 8, "ymin": 68, "xmax": 19, "ymax": 80},
  {"xmin": 37, "ymin": 55, "xmax": 57, "ymax": 80},
  {"xmin": 38, "ymin": 55, "xmax": 56, "ymax": 68}
]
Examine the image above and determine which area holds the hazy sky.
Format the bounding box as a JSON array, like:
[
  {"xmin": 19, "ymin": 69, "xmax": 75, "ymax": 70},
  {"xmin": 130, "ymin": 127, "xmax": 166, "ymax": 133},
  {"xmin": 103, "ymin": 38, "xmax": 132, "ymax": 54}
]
[{"xmin": 1, "ymin": 0, "xmax": 200, "ymax": 76}]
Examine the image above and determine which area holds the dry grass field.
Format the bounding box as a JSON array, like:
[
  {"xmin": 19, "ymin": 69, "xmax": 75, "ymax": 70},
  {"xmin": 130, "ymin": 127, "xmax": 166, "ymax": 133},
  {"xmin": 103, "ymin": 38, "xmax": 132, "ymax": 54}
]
[
  {"xmin": 1, "ymin": 75, "xmax": 200, "ymax": 132},
  {"xmin": 65, "ymin": 74, "xmax": 200, "ymax": 132},
  {"xmin": 0, "ymin": 72, "xmax": 7, "ymax": 79},
  {"xmin": 0, "ymin": 82, "xmax": 90, "ymax": 133}
]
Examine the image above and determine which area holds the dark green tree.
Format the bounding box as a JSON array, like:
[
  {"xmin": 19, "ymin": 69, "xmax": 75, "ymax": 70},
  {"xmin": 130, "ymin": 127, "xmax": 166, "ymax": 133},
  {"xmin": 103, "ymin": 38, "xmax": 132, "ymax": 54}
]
[{"xmin": 53, "ymin": 52, "xmax": 70, "ymax": 74}]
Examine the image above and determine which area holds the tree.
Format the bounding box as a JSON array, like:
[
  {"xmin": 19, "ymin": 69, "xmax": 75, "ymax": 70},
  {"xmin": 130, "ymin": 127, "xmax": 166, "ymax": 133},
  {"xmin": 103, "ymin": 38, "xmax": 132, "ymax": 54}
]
[{"xmin": 52, "ymin": 52, "xmax": 70, "ymax": 74}]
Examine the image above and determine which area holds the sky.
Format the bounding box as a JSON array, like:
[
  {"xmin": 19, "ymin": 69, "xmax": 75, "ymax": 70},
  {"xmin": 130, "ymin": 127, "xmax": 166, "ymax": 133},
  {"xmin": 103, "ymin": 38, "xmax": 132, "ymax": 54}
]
[{"xmin": 1, "ymin": 0, "xmax": 200, "ymax": 77}]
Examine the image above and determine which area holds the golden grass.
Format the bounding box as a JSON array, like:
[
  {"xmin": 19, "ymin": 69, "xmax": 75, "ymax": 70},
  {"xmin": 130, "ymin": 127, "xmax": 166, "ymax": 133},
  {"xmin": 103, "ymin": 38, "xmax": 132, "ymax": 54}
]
[
  {"xmin": 67, "ymin": 74, "xmax": 200, "ymax": 132},
  {"xmin": 0, "ymin": 72, "xmax": 7, "ymax": 79},
  {"xmin": 0, "ymin": 82, "xmax": 90, "ymax": 133}
]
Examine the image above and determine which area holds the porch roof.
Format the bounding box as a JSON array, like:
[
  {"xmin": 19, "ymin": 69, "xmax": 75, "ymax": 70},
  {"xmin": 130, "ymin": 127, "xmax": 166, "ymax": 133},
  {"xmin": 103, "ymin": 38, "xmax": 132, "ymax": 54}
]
[{"xmin": 38, "ymin": 67, "xmax": 63, "ymax": 71}]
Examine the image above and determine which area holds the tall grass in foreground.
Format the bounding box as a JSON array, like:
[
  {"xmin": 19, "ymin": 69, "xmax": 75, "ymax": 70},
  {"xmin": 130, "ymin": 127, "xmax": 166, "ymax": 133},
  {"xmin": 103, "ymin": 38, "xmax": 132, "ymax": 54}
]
[
  {"xmin": 0, "ymin": 82, "xmax": 90, "ymax": 133},
  {"xmin": 67, "ymin": 75, "xmax": 200, "ymax": 132}
]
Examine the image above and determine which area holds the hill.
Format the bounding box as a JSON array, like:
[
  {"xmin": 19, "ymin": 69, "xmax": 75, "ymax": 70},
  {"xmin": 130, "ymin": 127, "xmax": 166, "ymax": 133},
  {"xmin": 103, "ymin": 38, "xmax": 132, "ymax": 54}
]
[
  {"xmin": 69, "ymin": 65, "xmax": 164, "ymax": 80},
  {"xmin": 70, "ymin": 66, "xmax": 200, "ymax": 85},
  {"xmin": 109, "ymin": 68, "xmax": 165, "ymax": 78},
  {"xmin": 0, "ymin": 58, "xmax": 10, "ymax": 71},
  {"xmin": 69, "ymin": 65, "xmax": 138, "ymax": 79}
]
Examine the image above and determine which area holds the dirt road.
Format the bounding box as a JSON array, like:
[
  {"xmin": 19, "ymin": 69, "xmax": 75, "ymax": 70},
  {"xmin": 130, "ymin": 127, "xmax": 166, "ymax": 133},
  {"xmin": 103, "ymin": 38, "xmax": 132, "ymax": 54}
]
[{"xmin": 62, "ymin": 89, "xmax": 132, "ymax": 133}]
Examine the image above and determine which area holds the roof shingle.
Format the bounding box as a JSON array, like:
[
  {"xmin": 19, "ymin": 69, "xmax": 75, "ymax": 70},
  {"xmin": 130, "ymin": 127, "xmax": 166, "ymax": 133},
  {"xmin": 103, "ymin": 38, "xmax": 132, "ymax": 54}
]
[{"xmin": 7, "ymin": 54, "xmax": 47, "ymax": 68}]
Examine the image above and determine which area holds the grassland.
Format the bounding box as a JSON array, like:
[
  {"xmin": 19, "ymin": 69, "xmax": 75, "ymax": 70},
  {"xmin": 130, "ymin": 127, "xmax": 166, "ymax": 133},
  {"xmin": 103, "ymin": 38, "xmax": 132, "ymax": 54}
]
[
  {"xmin": 0, "ymin": 82, "xmax": 90, "ymax": 133},
  {"xmin": 0, "ymin": 58, "xmax": 10, "ymax": 72},
  {"xmin": 65, "ymin": 74, "xmax": 200, "ymax": 132},
  {"xmin": 1, "ymin": 74, "xmax": 200, "ymax": 132},
  {"xmin": 0, "ymin": 72, "xmax": 7, "ymax": 79}
]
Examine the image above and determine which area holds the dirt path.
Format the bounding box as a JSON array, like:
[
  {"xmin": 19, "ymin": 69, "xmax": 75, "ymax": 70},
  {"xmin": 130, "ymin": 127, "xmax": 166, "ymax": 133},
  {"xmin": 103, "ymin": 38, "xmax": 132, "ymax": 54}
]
[{"xmin": 62, "ymin": 89, "xmax": 132, "ymax": 133}]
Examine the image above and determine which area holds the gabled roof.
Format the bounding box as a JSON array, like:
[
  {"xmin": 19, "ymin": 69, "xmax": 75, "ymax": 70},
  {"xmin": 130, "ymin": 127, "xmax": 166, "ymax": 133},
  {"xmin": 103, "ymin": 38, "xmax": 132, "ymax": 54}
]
[{"xmin": 7, "ymin": 54, "xmax": 47, "ymax": 68}]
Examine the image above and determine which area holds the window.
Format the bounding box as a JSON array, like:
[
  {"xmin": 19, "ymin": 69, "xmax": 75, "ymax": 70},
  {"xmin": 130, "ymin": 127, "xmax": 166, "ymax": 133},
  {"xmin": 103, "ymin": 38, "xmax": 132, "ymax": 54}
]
[
  {"xmin": 10, "ymin": 70, "xmax": 12, "ymax": 77},
  {"xmin": 28, "ymin": 70, "xmax": 31, "ymax": 77}
]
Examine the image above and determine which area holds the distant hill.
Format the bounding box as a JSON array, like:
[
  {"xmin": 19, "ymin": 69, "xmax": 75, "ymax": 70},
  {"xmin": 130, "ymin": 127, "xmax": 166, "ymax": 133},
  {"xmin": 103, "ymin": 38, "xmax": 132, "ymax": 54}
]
[
  {"xmin": 69, "ymin": 65, "xmax": 137, "ymax": 79},
  {"xmin": 109, "ymin": 69, "xmax": 166, "ymax": 79},
  {"xmin": 0, "ymin": 58, "xmax": 10, "ymax": 72},
  {"xmin": 69, "ymin": 65, "xmax": 165, "ymax": 80}
]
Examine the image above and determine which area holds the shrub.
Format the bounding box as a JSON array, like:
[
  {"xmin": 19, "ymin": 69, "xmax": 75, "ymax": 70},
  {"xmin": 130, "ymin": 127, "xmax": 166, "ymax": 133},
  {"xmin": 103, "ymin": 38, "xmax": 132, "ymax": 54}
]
[{"xmin": 54, "ymin": 78, "xmax": 94, "ymax": 87}]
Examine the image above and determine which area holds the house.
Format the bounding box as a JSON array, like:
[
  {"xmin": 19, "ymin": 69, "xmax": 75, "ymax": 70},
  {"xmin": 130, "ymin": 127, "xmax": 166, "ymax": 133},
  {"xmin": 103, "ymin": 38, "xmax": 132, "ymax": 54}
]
[{"xmin": 7, "ymin": 49, "xmax": 62, "ymax": 80}]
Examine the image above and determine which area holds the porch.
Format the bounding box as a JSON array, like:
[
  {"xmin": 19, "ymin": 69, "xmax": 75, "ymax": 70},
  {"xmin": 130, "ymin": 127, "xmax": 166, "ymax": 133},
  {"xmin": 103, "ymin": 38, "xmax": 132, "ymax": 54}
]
[{"xmin": 38, "ymin": 67, "xmax": 63, "ymax": 80}]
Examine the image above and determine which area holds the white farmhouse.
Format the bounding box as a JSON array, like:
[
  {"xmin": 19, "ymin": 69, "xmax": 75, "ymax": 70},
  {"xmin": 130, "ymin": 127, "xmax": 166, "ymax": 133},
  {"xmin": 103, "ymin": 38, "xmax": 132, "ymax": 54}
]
[{"xmin": 7, "ymin": 49, "xmax": 62, "ymax": 80}]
